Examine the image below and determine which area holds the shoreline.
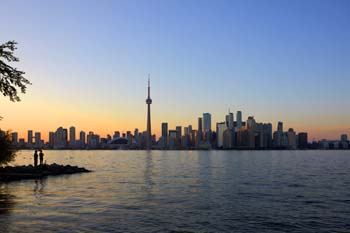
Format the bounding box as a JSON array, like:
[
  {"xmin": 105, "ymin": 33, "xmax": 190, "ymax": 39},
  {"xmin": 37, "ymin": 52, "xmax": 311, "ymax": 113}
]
[{"xmin": 0, "ymin": 163, "xmax": 91, "ymax": 182}]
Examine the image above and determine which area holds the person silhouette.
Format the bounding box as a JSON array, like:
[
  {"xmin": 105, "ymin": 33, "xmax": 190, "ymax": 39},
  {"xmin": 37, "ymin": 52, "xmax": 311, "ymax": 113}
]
[
  {"xmin": 34, "ymin": 150, "xmax": 38, "ymax": 167},
  {"xmin": 39, "ymin": 150, "xmax": 44, "ymax": 166}
]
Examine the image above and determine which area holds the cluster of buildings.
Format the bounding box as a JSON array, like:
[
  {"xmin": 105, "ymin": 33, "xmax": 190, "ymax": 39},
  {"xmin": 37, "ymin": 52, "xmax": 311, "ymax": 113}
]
[
  {"xmin": 8, "ymin": 112, "xmax": 350, "ymax": 150},
  {"xmin": 147, "ymin": 111, "xmax": 310, "ymax": 150},
  {"xmin": 7, "ymin": 79, "xmax": 350, "ymax": 150}
]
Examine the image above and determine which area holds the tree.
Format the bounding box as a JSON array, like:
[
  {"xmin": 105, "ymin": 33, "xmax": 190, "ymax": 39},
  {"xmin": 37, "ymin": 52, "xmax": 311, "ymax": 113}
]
[
  {"xmin": 0, "ymin": 40, "xmax": 31, "ymax": 102},
  {"xmin": 0, "ymin": 130, "xmax": 16, "ymax": 165},
  {"xmin": 0, "ymin": 41, "xmax": 30, "ymax": 165}
]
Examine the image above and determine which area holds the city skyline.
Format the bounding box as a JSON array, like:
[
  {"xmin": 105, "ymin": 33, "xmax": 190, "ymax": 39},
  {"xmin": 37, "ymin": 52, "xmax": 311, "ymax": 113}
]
[
  {"xmin": 1, "ymin": 0, "xmax": 350, "ymax": 141},
  {"xmin": 4, "ymin": 104, "xmax": 350, "ymax": 142}
]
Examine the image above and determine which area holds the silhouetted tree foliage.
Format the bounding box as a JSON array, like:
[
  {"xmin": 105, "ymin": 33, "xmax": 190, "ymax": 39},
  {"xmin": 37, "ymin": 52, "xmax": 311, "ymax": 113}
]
[
  {"xmin": 0, "ymin": 131, "xmax": 17, "ymax": 165},
  {"xmin": 0, "ymin": 41, "xmax": 31, "ymax": 102},
  {"xmin": 0, "ymin": 41, "xmax": 28, "ymax": 165}
]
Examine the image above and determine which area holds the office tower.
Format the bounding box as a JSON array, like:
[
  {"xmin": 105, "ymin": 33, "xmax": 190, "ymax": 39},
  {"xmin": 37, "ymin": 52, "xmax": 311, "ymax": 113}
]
[
  {"xmin": 28, "ymin": 130, "xmax": 33, "ymax": 144},
  {"xmin": 225, "ymin": 111, "xmax": 235, "ymax": 148},
  {"xmin": 63, "ymin": 129, "xmax": 68, "ymax": 146},
  {"xmin": 198, "ymin": 117, "xmax": 203, "ymax": 132},
  {"xmin": 287, "ymin": 128, "xmax": 296, "ymax": 149},
  {"xmin": 181, "ymin": 127, "xmax": 189, "ymax": 149},
  {"xmin": 203, "ymin": 113, "xmax": 211, "ymax": 132},
  {"xmin": 274, "ymin": 121, "xmax": 283, "ymax": 148},
  {"xmin": 298, "ymin": 132, "xmax": 308, "ymax": 149},
  {"xmin": 265, "ymin": 123, "xmax": 273, "ymax": 148},
  {"xmin": 127, "ymin": 131, "xmax": 132, "ymax": 145},
  {"xmin": 236, "ymin": 111, "xmax": 242, "ymax": 129},
  {"xmin": 184, "ymin": 127, "xmax": 189, "ymax": 135},
  {"xmin": 113, "ymin": 131, "xmax": 120, "ymax": 139},
  {"xmin": 176, "ymin": 126, "xmax": 182, "ymax": 148},
  {"xmin": 133, "ymin": 128, "xmax": 139, "ymax": 145},
  {"xmin": 168, "ymin": 130, "xmax": 177, "ymax": 149},
  {"xmin": 247, "ymin": 116, "xmax": 256, "ymax": 130},
  {"xmin": 254, "ymin": 123, "xmax": 264, "ymax": 148},
  {"xmin": 188, "ymin": 125, "xmax": 192, "ymax": 133},
  {"xmin": 281, "ymin": 132, "xmax": 289, "ymax": 148},
  {"xmin": 80, "ymin": 131, "xmax": 86, "ymax": 145},
  {"xmin": 87, "ymin": 132, "xmax": 100, "ymax": 149},
  {"xmin": 69, "ymin": 126, "xmax": 76, "ymax": 146},
  {"xmin": 11, "ymin": 132, "xmax": 18, "ymax": 144},
  {"xmin": 340, "ymin": 134, "xmax": 348, "ymax": 142},
  {"xmin": 162, "ymin": 123, "xmax": 168, "ymax": 142},
  {"xmin": 176, "ymin": 126, "xmax": 182, "ymax": 140},
  {"xmin": 49, "ymin": 132, "xmax": 55, "ymax": 148},
  {"xmin": 216, "ymin": 122, "xmax": 227, "ymax": 148},
  {"xmin": 277, "ymin": 122, "xmax": 283, "ymax": 133},
  {"xmin": 225, "ymin": 112, "xmax": 234, "ymax": 129},
  {"xmin": 198, "ymin": 117, "xmax": 203, "ymax": 142},
  {"xmin": 54, "ymin": 127, "xmax": 67, "ymax": 149},
  {"xmin": 35, "ymin": 132, "xmax": 41, "ymax": 145},
  {"xmin": 146, "ymin": 76, "xmax": 152, "ymax": 150}
]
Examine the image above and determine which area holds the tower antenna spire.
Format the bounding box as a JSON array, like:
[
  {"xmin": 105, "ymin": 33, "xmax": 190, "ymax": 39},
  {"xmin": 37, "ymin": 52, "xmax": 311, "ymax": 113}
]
[{"xmin": 148, "ymin": 73, "xmax": 151, "ymax": 98}]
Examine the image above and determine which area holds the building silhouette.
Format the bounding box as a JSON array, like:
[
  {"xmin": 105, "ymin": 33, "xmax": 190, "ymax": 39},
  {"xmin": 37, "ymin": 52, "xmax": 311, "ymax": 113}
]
[
  {"xmin": 28, "ymin": 130, "xmax": 33, "ymax": 145},
  {"xmin": 236, "ymin": 111, "xmax": 242, "ymax": 129},
  {"xmin": 203, "ymin": 113, "xmax": 211, "ymax": 132},
  {"xmin": 69, "ymin": 126, "xmax": 76, "ymax": 147}
]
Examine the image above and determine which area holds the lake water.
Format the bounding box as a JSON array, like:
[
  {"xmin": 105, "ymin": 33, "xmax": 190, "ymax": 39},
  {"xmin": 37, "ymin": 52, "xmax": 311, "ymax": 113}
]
[{"xmin": 0, "ymin": 150, "xmax": 349, "ymax": 232}]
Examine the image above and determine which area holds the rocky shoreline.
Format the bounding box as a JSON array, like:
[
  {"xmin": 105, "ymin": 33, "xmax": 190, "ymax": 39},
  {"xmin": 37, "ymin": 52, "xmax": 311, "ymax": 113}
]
[{"xmin": 0, "ymin": 163, "xmax": 91, "ymax": 182}]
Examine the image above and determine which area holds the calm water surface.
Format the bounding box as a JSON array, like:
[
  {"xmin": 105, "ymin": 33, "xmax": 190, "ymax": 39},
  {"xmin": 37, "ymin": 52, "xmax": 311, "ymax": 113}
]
[{"xmin": 0, "ymin": 150, "xmax": 349, "ymax": 232}]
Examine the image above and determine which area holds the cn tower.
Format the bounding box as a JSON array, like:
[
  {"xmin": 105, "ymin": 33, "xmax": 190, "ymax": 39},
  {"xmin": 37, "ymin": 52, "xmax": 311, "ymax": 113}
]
[{"xmin": 146, "ymin": 75, "xmax": 152, "ymax": 150}]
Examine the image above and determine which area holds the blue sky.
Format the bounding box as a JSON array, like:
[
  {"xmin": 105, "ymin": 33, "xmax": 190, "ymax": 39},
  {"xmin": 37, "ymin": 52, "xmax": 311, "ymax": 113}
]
[{"xmin": 1, "ymin": 0, "xmax": 350, "ymax": 140}]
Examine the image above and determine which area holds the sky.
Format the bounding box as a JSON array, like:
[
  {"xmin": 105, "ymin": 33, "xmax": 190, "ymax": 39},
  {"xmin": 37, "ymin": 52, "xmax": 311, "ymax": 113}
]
[{"xmin": 1, "ymin": 0, "xmax": 349, "ymax": 141}]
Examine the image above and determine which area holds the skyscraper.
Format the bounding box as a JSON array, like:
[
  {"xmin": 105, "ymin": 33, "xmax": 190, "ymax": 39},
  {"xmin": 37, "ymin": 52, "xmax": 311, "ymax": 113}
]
[
  {"xmin": 203, "ymin": 113, "xmax": 211, "ymax": 132},
  {"xmin": 236, "ymin": 111, "xmax": 242, "ymax": 129},
  {"xmin": 11, "ymin": 132, "xmax": 18, "ymax": 144},
  {"xmin": 49, "ymin": 132, "xmax": 55, "ymax": 148},
  {"xmin": 54, "ymin": 127, "xmax": 67, "ymax": 149},
  {"xmin": 225, "ymin": 111, "xmax": 235, "ymax": 148},
  {"xmin": 216, "ymin": 122, "xmax": 227, "ymax": 148},
  {"xmin": 176, "ymin": 126, "xmax": 182, "ymax": 142},
  {"xmin": 69, "ymin": 126, "xmax": 76, "ymax": 146},
  {"xmin": 162, "ymin": 122, "xmax": 168, "ymax": 142},
  {"xmin": 340, "ymin": 134, "xmax": 348, "ymax": 142},
  {"xmin": 80, "ymin": 131, "xmax": 86, "ymax": 145},
  {"xmin": 277, "ymin": 122, "xmax": 283, "ymax": 133},
  {"xmin": 287, "ymin": 128, "xmax": 296, "ymax": 149},
  {"xmin": 146, "ymin": 76, "xmax": 152, "ymax": 149},
  {"xmin": 298, "ymin": 132, "xmax": 308, "ymax": 149},
  {"xmin": 197, "ymin": 117, "xmax": 203, "ymax": 142},
  {"xmin": 28, "ymin": 130, "xmax": 33, "ymax": 144},
  {"xmin": 226, "ymin": 112, "xmax": 234, "ymax": 129},
  {"xmin": 35, "ymin": 132, "xmax": 41, "ymax": 145}
]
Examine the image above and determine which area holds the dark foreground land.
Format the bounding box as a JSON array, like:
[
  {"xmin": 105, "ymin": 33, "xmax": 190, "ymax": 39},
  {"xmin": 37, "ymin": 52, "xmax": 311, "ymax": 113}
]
[{"xmin": 0, "ymin": 164, "xmax": 91, "ymax": 182}]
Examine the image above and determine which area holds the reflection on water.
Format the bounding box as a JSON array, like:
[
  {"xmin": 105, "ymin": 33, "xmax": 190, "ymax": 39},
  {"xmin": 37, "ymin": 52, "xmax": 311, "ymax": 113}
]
[
  {"xmin": 33, "ymin": 178, "xmax": 47, "ymax": 196},
  {"xmin": 0, "ymin": 184, "xmax": 16, "ymax": 233},
  {"xmin": 143, "ymin": 151, "xmax": 154, "ymax": 195},
  {"xmin": 0, "ymin": 150, "xmax": 350, "ymax": 232},
  {"xmin": 0, "ymin": 184, "xmax": 15, "ymax": 215}
]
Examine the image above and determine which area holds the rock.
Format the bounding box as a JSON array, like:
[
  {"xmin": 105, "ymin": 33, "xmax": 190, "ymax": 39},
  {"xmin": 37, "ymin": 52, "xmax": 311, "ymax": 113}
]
[{"xmin": 0, "ymin": 164, "xmax": 91, "ymax": 182}]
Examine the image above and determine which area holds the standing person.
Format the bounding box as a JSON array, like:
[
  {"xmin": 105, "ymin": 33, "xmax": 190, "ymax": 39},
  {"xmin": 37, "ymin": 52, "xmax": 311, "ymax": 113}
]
[
  {"xmin": 34, "ymin": 150, "xmax": 38, "ymax": 167},
  {"xmin": 39, "ymin": 150, "xmax": 44, "ymax": 166}
]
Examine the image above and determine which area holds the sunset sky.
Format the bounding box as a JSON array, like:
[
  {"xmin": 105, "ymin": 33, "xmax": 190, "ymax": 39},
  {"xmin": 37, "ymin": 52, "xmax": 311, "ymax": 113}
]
[{"xmin": 1, "ymin": 0, "xmax": 349, "ymax": 141}]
